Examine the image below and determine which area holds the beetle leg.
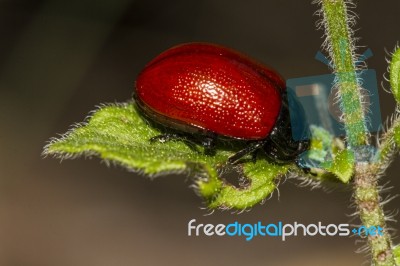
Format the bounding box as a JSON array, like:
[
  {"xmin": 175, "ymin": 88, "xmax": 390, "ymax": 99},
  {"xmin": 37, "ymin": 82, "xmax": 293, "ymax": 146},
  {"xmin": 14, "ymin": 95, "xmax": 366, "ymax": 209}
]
[
  {"xmin": 200, "ymin": 133, "xmax": 218, "ymax": 156},
  {"xmin": 251, "ymin": 149, "xmax": 259, "ymax": 163},
  {"xmin": 228, "ymin": 141, "xmax": 267, "ymax": 164},
  {"xmin": 201, "ymin": 137, "xmax": 214, "ymax": 155}
]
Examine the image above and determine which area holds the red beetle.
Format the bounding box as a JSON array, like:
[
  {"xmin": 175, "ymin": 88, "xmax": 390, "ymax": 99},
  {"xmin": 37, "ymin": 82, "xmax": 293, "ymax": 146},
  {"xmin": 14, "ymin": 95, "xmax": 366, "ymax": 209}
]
[{"xmin": 134, "ymin": 43, "xmax": 309, "ymax": 163}]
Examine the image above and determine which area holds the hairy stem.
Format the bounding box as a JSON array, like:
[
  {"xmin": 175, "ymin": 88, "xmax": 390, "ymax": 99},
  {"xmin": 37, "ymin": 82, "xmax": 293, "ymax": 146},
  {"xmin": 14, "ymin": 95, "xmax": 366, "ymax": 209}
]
[
  {"xmin": 319, "ymin": 1, "xmax": 397, "ymax": 265},
  {"xmin": 375, "ymin": 114, "xmax": 400, "ymax": 170},
  {"xmin": 320, "ymin": 0, "xmax": 368, "ymax": 147},
  {"xmin": 376, "ymin": 47, "xmax": 400, "ymax": 169},
  {"xmin": 390, "ymin": 48, "xmax": 400, "ymax": 103},
  {"xmin": 354, "ymin": 163, "xmax": 395, "ymax": 265}
]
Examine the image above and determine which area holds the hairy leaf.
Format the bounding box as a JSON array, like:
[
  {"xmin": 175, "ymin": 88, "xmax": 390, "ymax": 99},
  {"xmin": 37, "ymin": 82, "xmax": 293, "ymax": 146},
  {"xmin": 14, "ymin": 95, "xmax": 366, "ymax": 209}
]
[
  {"xmin": 300, "ymin": 126, "xmax": 354, "ymax": 183},
  {"xmin": 197, "ymin": 158, "xmax": 289, "ymax": 209},
  {"xmin": 44, "ymin": 102, "xmax": 289, "ymax": 209},
  {"xmin": 320, "ymin": 149, "xmax": 354, "ymax": 183}
]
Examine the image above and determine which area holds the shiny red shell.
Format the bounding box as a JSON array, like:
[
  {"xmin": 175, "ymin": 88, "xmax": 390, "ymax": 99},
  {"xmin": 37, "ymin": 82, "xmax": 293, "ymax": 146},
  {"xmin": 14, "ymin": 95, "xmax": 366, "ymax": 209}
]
[{"xmin": 135, "ymin": 43, "xmax": 285, "ymax": 140}]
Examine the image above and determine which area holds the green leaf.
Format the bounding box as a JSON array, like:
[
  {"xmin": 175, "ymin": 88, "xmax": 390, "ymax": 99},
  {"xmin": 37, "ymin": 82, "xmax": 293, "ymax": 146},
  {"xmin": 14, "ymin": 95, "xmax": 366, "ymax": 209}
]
[
  {"xmin": 302, "ymin": 126, "xmax": 354, "ymax": 183},
  {"xmin": 394, "ymin": 245, "xmax": 400, "ymax": 265},
  {"xmin": 44, "ymin": 102, "xmax": 289, "ymax": 209},
  {"xmin": 320, "ymin": 149, "xmax": 354, "ymax": 183},
  {"xmin": 197, "ymin": 158, "xmax": 289, "ymax": 209},
  {"xmin": 390, "ymin": 47, "xmax": 400, "ymax": 103},
  {"xmin": 45, "ymin": 103, "xmax": 223, "ymax": 174},
  {"xmin": 306, "ymin": 125, "xmax": 337, "ymax": 162}
]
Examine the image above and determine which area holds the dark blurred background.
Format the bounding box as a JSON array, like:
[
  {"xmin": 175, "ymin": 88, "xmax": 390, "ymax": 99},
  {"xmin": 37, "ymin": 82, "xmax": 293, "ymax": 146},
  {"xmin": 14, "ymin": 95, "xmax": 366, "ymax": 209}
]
[{"xmin": 0, "ymin": 0, "xmax": 399, "ymax": 265}]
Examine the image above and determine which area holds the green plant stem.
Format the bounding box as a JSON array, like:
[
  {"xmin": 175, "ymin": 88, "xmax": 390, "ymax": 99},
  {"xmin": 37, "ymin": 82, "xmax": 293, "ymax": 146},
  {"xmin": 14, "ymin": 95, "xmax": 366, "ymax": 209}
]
[
  {"xmin": 320, "ymin": 1, "xmax": 396, "ymax": 265},
  {"xmin": 321, "ymin": 0, "xmax": 368, "ymax": 147},
  {"xmin": 376, "ymin": 47, "xmax": 400, "ymax": 169},
  {"xmin": 390, "ymin": 48, "xmax": 400, "ymax": 103},
  {"xmin": 375, "ymin": 115, "xmax": 400, "ymax": 169},
  {"xmin": 354, "ymin": 163, "xmax": 395, "ymax": 265}
]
